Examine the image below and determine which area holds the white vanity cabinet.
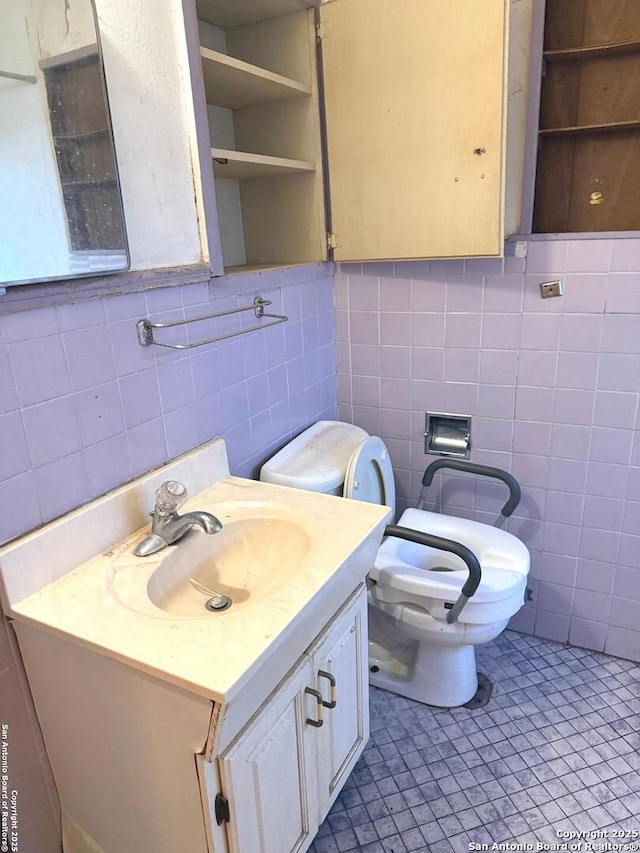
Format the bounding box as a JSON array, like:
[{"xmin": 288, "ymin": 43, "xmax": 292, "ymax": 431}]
[
  {"xmin": 218, "ymin": 587, "xmax": 368, "ymax": 853},
  {"xmin": 191, "ymin": 0, "xmax": 532, "ymax": 271}
]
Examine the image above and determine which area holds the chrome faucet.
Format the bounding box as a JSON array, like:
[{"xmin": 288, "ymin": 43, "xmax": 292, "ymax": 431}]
[{"xmin": 134, "ymin": 480, "xmax": 222, "ymax": 557}]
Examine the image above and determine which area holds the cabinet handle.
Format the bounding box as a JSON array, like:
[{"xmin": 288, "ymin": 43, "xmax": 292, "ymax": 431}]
[
  {"xmin": 318, "ymin": 670, "xmax": 337, "ymax": 709},
  {"xmin": 304, "ymin": 687, "xmax": 324, "ymax": 727}
]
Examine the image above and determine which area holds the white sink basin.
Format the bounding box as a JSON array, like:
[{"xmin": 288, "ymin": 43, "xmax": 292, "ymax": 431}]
[
  {"xmin": 147, "ymin": 517, "xmax": 310, "ymax": 617},
  {"xmin": 109, "ymin": 501, "xmax": 313, "ymax": 619}
]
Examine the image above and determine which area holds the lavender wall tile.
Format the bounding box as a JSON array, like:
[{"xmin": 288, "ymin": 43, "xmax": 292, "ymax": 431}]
[
  {"xmin": 222, "ymin": 382, "xmax": 250, "ymax": 425},
  {"xmin": 586, "ymin": 461, "xmax": 629, "ymax": 498},
  {"xmin": 553, "ymin": 389, "xmax": 594, "ymax": 426},
  {"xmin": 578, "ymin": 558, "xmax": 615, "ymax": 594},
  {"xmin": 395, "ymin": 260, "xmax": 430, "ymax": 281},
  {"xmin": 544, "ymin": 490, "xmax": 584, "ymax": 526},
  {"xmin": 583, "ymin": 496, "xmax": 624, "ymax": 531},
  {"xmin": 515, "ymin": 386, "xmax": 555, "ymax": 422},
  {"xmin": 601, "ymin": 315, "xmax": 640, "ymax": 354},
  {"xmin": 589, "ymin": 427, "xmax": 633, "ymax": 465},
  {"xmin": 566, "ymin": 240, "xmax": 612, "ymax": 273},
  {"xmin": 618, "ymin": 534, "xmax": 640, "ymax": 569},
  {"xmin": 21, "ymin": 397, "xmax": 82, "ymax": 468},
  {"xmin": 157, "ymin": 358, "xmax": 194, "ymax": 413},
  {"xmin": 622, "ymin": 500, "xmax": 640, "ymax": 535},
  {"xmin": 475, "ymin": 417, "xmax": 513, "ymax": 452},
  {"xmin": 579, "ymin": 527, "xmax": 621, "ymax": 563},
  {"xmin": 164, "ymin": 404, "xmax": 199, "ymax": 458},
  {"xmin": 9, "ymin": 338, "xmax": 72, "ymax": 406},
  {"xmin": 482, "ymin": 314, "xmax": 522, "ymax": 349},
  {"xmin": 412, "ymin": 348, "xmax": 444, "ymax": 382},
  {"xmin": 520, "ymin": 314, "xmax": 561, "ymax": 350},
  {"xmin": 2, "ymin": 307, "xmax": 58, "ymax": 342},
  {"xmin": 301, "ymin": 314, "xmax": 320, "ymax": 351},
  {"xmin": 548, "ymin": 458, "xmax": 588, "ymax": 493},
  {"xmin": 380, "ymin": 347, "xmax": 411, "ymax": 378},
  {"xmin": 117, "ymin": 369, "xmax": 162, "ymax": 430},
  {"xmin": 0, "ymin": 471, "xmax": 41, "ymax": 545},
  {"xmin": 352, "ymin": 376, "xmax": 381, "ymax": 408},
  {"xmin": 593, "ymin": 391, "xmax": 638, "ymax": 429},
  {"xmin": 609, "ymin": 597, "xmax": 640, "ymax": 631},
  {"xmin": 535, "ymin": 610, "xmax": 570, "ymax": 643},
  {"xmin": 63, "ymin": 325, "xmax": 116, "ymax": 391},
  {"xmin": 604, "ymin": 626, "xmax": 640, "ymax": 663},
  {"xmin": 351, "ymin": 344, "xmax": 381, "ymax": 377},
  {"xmin": 606, "ymin": 274, "xmax": 640, "ymax": 314},
  {"xmin": 380, "ymin": 276, "xmax": 411, "ymax": 311},
  {"xmin": 562, "ymin": 274, "xmax": 608, "ymax": 313},
  {"xmin": 195, "ymin": 392, "xmax": 225, "ymax": 443},
  {"xmin": 465, "ymin": 257, "xmax": 505, "ymax": 275},
  {"xmin": 108, "ymin": 319, "xmax": 155, "ymax": 377},
  {"xmin": 523, "ymin": 275, "xmax": 564, "ymax": 313},
  {"xmin": 125, "ymin": 418, "xmax": 168, "ymax": 473},
  {"xmin": 83, "ymin": 434, "xmax": 131, "ymax": 497},
  {"xmin": 525, "ymin": 240, "xmax": 568, "ymax": 274},
  {"xmin": 57, "ymin": 299, "xmax": 106, "ymax": 330},
  {"xmin": 411, "ymin": 379, "xmax": 445, "ymax": 414},
  {"xmin": 559, "ymin": 314, "xmax": 603, "ymax": 353},
  {"xmin": 569, "ymin": 618, "xmax": 607, "ymax": 653},
  {"xmin": 540, "ymin": 553, "xmax": 578, "ymax": 586},
  {"xmin": 350, "ymin": 311, "xmax": 380, "ymax": 349},
  {"xmin": 444, "ymin": 382, "xmax": 479, "ymax": 415},
  {"xmin": 444, "ymin": 349, "xmax": 480, "ymax": 383},
  {"xmin": 445, "ymin": 314, "xmax": 482, "ymax": 348},
  {"xmin": 380, "ymin": 313, "xmax": 411, "ymax": 346},
  {"xmin": 613, "ymin": 565, "xmax": 640, "ymax": 600},
  {"xmin": 75, "ymin": 382, "xmax": 125, "ymax": 446},
  {"xmin": 550, "ymin": 424, "xmax": 591, "ymax": 461},
  {"xmin": 511, "ymin": 453, "xmax": 550, "ymax": 489},
  {"xmin": 412, "ymin": 279, "xmax": 446, "ymax": 312},
  {"xmin": 597, "ymin": 353, "xmax": 640, "ymax": 392},
  {"xmin": 381, "ymin": 378, "xmax": 411, "ymax": 410},
  {"xmin": 0, "ymin": 347, "xmax": 19, "ymax": 415},
  {"xmin": 556, "ymin": 352, "xmax": 599, "ymax": 390},
  {"xmin": 627, "ymin": 467, "xmax": 640, "ymax": 501},
  {"xmin": 349, "ymin": 277, "xmax": 379, "ymax": 311},
  {"xmin": 479, "ymin": 350, "xmax": 518, "ymax": 385},
  {"xmin": 411, "ymin": 313, "xmax": 445, "ymax": 348},
  {"xmin": 513, "ymin": 420, "xmax": 551, "ymax": 455},
  {"xmin": 537, "ymin": 582, "xmax": 574, "ymax": 614},
  {"xmin": 34, "ymin": 452, "xmax": 89, "ymax": 524},
  {"xmin": 103, "ymin": 291, "xmax": 147, "ymax": 323},
  {"xmin": 609, "ymin": 238, "xmax": 640, "ymax": 272},
  {"xmin": 447, "ymin": 277, "xmax": 484, "ymax": 312},
  {"xmin": 543, "ymin": 522, "xmax": 581, "ymax": 557},
  {"xmin": 517, "ymin": 350, "xmax": 557, "ymax": 387},
  {"xmin": 0, "ymin": 412, "xmax": 31, "ymax": 480},
  {"xmin": 267, "ymin": 364, "xmax": 289, "ymax": 406},
  {"xmin": 483, "ymin": 275, "xmax": 523, "ymax": 313}
]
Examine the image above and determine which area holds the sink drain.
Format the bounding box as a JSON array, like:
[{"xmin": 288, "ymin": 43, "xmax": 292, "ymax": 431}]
[{"xmin": 205, "ymin": 595, "xmax": 232, "ymax": 612}]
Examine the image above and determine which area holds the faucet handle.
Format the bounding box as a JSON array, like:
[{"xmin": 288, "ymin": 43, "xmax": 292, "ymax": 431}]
[{"xmin": 155, "ymin": 480, "xmax": 188, "ymax": 515}]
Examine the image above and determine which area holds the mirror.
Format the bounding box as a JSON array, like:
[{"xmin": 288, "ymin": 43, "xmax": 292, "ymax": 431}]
[{"xmin": 0, "ymin": 0, "xmax": 129, "ymax": 289}]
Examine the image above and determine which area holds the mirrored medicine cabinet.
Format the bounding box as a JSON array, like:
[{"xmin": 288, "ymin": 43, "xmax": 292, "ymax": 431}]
[{"xmin": 0, "ymin": 0, "xmax": 129, "ymax": 290}]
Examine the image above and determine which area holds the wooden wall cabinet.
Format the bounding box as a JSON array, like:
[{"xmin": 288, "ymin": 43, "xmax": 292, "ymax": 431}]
[{"xmin": 192, "ymin": 0, "xmax": 530, "ymax": 272}]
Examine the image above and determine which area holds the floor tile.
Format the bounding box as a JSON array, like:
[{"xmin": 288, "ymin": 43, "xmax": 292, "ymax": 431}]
[{"xmin": 311, "ymin": 631, "xmax": 640, "ymax": 853}]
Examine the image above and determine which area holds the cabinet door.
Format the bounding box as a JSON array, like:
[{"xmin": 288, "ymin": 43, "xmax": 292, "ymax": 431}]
[
  {"xmin": 320, "ymin": 0, "xmax": 509, "ymax": 261},
  {"xmin": 219, "ymin": 660, "xmax": 320, "ymax": 853},
  {"xmin": 312, "ymin": 587, "xmax": 369, "ymax": 821}
]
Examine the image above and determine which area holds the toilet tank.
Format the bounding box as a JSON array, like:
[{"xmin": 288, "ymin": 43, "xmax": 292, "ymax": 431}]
[{"xmin": 260, "ymin": 420, "xmax": 368, "ymax": 495}]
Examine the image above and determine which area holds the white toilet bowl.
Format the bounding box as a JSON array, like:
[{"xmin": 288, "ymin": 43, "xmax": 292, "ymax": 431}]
[{"xmin": 260, "ymin": 420, "xmax": 530, "ymax": 708}]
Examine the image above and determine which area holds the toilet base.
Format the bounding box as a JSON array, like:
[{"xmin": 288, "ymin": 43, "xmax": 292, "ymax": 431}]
[{"xmin": 369, "ymin": 641, "xmax": 478, "ymax": 708}]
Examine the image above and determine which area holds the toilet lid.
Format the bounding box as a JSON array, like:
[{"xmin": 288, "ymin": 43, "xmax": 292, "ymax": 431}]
[{"xmin": 343, "ymin": 436, "xmax": 395, "ymax": 511}]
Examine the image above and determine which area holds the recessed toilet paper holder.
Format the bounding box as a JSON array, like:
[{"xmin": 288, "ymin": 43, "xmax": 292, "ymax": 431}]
[{"xmin": 424, "ymin": 412, "xmax": 472, "ymax": 458}]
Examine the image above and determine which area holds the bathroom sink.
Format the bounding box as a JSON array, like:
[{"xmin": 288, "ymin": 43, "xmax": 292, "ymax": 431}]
[
  {"xmin": 109, "ymin": 501, "xmax": 312, "ymax": 619},
  {"xmin": 148, "ymin": 517, "xmax": 310, "ymax": 616}
]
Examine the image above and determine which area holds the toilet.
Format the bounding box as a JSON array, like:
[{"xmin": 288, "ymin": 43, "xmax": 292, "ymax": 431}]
[{"xmin": 260, "ymin": 420, "xmax": 530, "ymax": 708}]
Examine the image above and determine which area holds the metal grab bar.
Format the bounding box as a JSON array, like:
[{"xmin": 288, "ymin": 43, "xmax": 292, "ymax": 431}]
[
  {"xmin": 384, "ymin": 524, "xmax": 482, "ymax": 624},
  {"xmin": 419, "ymin": 459, "xmax": 521, "ymax": 528},
  {"xmin": 136, "ymin": 296, "xmax": 287, "ymax": 350}
]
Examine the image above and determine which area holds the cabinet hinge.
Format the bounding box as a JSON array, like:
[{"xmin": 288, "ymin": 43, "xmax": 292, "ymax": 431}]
[
  {"xmin": 214, "ymin": 793, "xmax": 230, "ymax": 826},
  {"xmin": 315, "ymin": 21, "xmax": 328, "ymax": 41},
  {"xmin": 327, "ymin": 232, "xmax": 339, "ymax": 250}
]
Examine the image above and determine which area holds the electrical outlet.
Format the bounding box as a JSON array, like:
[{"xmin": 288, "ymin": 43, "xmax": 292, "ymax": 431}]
[{"xmin": 539, "ymin": 279, "xmax": 564, "ymax": 299}]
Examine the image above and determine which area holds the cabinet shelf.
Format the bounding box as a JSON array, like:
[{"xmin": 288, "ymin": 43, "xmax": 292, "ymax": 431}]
[
  {"xmin": 544, "ymin": 39, "xmax": 640, "ymax": 63},
  {"xmin": 211, "ymin": 148, "xmax": 315, "ymax": 180},
  {"xmin": 197, "ymin": 0, "xmax": 321, "ymax": 29},
  {"xmin": 201, "ymin": 47, "xmax": 310, "ymax": 109},
  {"xmin": 539, "ymin": 119, "xmax": 640, "ymax": 137}
]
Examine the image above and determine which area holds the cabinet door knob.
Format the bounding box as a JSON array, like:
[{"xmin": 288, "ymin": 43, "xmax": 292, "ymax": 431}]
[
  {"xmin": 304, "ymin": 687, "xmax": 324, "ymax": 727},
  {"xmin": 318, "ymin": 670, "xmax": 337, "ymax": 709}
]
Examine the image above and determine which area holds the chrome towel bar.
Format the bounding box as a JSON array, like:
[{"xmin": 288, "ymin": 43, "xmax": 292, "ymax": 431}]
[{"xmin": 136, "ymin": 296, "xmax": 287, "ymax": 350}]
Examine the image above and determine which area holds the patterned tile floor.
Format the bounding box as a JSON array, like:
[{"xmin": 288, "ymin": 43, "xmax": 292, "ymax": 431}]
[{"xmin": 311, "ymin": 630, "xmax": 640, "ymax": 853}]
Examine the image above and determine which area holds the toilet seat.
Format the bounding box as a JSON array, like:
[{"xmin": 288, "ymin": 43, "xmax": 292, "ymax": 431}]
[
  {"xmin": 371, "ymin": 507, "xmax": 529, "ymax": 625},
  {"xmin": 343, "ymin": 436, "xmax": 396, "ymax": 511}
]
